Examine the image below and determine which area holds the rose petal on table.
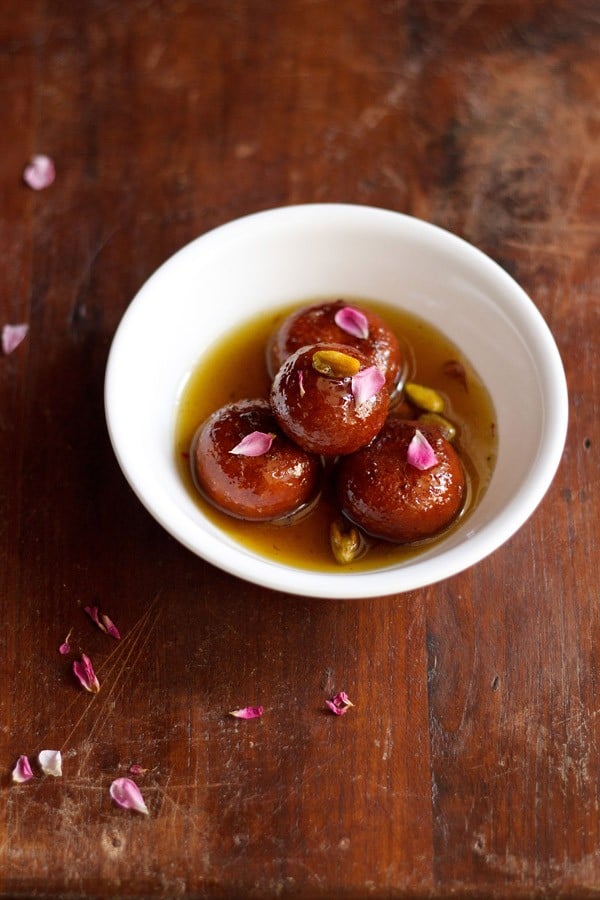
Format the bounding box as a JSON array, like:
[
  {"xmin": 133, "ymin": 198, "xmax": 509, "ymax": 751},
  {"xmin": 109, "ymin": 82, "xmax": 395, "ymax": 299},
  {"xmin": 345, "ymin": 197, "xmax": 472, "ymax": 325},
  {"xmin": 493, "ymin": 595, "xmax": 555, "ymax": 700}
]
[
  {"xmin": 84, "ymin": 606, "xmax": 120, "ymax": 639},
  {"xmin": 100, "ymin": 614, "xmax": 121, "ymax": 640},
  {"xmin": 73, "ymin": 653, "xmax": 100, "ymax": 693},
  {"xmin": 38, "ymin": 749, "xmax": 62, "ymax": 777},
  {"xmin": 2, "ymin": 323, "xmax": 29, "ymax": 355},
  {"xmin": 128, "ymin": 763, "xmax": 149, "ymax": 776},
  {"xmin": 228, "ymin": 706, "xmax": 264, "ymax": 719},
  {"xmin": 229, "ymin": 432, "xmax": 274, "ymax": 457},
  {"xmin": 334, "ymin": 305, "xmax": 369, "ymax": 339},
  {"xmin": 351, "ymin": 366, "xmax": 385, "ymax": 406},
  {"xmin": 23, "ymin": 154, "xmax": 55, "ymax": 190},
  {"xmin": 326, "ymin": 691, "xmax": 355, "ymax": 715},
  {"xmin": 84, "ymin": 605, "xmax": 106, "ymax": 632},
  {"xmin": 12, "ymin": 755, "xmax": 34, "ymax": 784},
  {"xmin": 58, "ymin": 628, "xmax": 73, "ymax": 655},
  {"xmin": 109, "ymin": 777, "xmax": 149, "ymax": 815},
  {"xmin": 407, "ymin": 428, "xmax": 438, "ymax": 471}
]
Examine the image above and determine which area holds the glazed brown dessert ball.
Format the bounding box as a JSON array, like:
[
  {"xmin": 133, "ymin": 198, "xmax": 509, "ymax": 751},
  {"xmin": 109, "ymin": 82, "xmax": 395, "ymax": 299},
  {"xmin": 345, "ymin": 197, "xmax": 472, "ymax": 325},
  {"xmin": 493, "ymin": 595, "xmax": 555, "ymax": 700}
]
[
  {"xmin": 191, "ymin": 399, "xmax": 321, "ymax": 521},
  {"xmin": 335, "ymin": 419, "xmax": 465, "ymax": 543},
  {"xmin": 270, "ymin": 343, "xmax": 389, "ymax": 456},
  {"xmin": 267, "ymin": 299, "xmax": 403, "ymax": 392}
]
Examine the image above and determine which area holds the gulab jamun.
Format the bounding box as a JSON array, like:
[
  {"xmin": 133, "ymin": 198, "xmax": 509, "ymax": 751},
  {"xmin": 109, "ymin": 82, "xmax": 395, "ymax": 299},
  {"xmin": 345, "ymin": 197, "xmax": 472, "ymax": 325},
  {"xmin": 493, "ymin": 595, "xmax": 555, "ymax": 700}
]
[
  {"xmin": 335, "ymin": 419, "xmax": 465, "ymax": 542},
  {"xmin": 270, "ymin": 343, "xmax": 389, "ymax": 456},
  {"xmin": 266, "ymin": 299, "xmax": 403, "ymax": 392},
  {"xmin": 191, "ymin": 399, "xmax": 321, "ymax": 521}
]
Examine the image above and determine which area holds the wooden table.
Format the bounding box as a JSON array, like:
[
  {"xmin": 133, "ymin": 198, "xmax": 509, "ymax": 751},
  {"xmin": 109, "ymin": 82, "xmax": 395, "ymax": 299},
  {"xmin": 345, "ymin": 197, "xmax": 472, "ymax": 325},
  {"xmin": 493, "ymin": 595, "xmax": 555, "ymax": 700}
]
[{"xmin": 1, "ymin": 1, "xmax": 598, "ymax": 896}]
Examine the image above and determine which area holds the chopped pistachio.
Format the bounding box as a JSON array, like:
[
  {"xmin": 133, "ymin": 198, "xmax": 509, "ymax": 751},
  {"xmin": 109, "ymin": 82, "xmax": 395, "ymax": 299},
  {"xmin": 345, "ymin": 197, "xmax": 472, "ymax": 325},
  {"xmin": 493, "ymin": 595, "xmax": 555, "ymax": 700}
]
[
  {"xmin": 419, "ymin": 412, "xmax": 457, "ymax": 442},
  {"xmin": 312, "ymin": 349, "xmax": 361, "ymax": 378},
  {"xmin": 330, "ymin": 518, "xmax": 363, "ymax": 565},
  {"xmin": 404, "ymin": 382, "xmax": 444, "ymax": 413}
]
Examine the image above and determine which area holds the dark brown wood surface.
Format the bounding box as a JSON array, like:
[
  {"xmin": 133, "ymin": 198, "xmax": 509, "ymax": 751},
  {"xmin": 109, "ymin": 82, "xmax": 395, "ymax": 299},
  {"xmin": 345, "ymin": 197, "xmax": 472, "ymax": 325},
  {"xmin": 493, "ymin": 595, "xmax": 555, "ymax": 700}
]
[{"xmin": 1, "ymin": 1, "xmax": 598, "ymax": 897}]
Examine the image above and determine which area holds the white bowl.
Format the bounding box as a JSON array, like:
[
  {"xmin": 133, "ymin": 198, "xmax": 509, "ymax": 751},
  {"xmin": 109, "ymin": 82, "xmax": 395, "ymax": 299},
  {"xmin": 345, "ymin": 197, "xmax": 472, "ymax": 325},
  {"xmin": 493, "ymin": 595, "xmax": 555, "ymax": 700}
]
[{"xmin": 104, "ymin": 204, "xmax": 568, "ymax": 598}]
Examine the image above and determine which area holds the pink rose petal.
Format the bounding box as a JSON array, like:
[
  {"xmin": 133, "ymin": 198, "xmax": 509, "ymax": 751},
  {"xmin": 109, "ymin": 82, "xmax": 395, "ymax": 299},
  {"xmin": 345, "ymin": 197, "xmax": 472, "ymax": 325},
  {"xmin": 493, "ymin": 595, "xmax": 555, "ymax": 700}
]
[
  {"xmin": 109, "ymin": 777, "xmax": 149, "ymax": 815},
  {"xmin": 84, "ymin": 605, "xmax": 105, "ymax": 631},
  {"xmin": 84, "ymin": 606, "xmax": 120, "ymax": 639},
  {"xmin": 298, "ymin": 370, "xmax": 305, "ymax": 397},
  {"xmin": 12, "ymin": 755, "xmax": 34, "ymax": 784},
  {"xmin": 326, "ymin": 691, "xmax": 355, "ymax": 716},
  {"xmin": 228, "ymin": 706, "xmax": 264, "ymax": 719},
  {"xmin": 351, "ymin": 366, "xmax": 385, "ymax": 406},
  {"xmin": 101, "ymin": 614, "xmax": 121, "ymax": 640},
  {"xmin": 229, "ymin": 432, "xmax": 274, "ymax": 457},
  {"xmin": 2, "ymin": 323, "xmax": 29, "ymax": 355},
  {"xmin": 59, "ymin": 628, "xmax": 73, "ymax": 655},
  {"xmin": 334, "ymin": 306, "xmax": 369, "ymax": 339},
  {"xmin": 407, "ymin": 429, "xmax": 438, "ymax": 471},
  {"xmin": 23, "ymin": 154, "xmax": 55, "ymax": 190},
  {"xmin": 73, "ymin": 653, "xmax": 100, "ymax": 693},
  {"xmin": 38, "ymin": 749, "xmax": 62, "ymax": 777}
]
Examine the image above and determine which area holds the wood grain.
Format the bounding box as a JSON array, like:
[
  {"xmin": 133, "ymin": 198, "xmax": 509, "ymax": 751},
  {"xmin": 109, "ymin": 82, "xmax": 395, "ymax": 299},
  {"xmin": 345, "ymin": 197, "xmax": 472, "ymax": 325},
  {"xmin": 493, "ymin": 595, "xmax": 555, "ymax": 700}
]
[{"xmin": 0, "ymin": 0, "xmax": 598, "ymax": 896}]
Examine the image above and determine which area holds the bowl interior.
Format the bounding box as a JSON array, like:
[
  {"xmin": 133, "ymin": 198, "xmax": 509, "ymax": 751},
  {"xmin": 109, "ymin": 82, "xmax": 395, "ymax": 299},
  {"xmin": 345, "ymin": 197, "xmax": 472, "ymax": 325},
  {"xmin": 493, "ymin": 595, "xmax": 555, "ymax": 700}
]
[{"xmin": 105, "ymin": 205, "xmax": 567, "ymax": 597}]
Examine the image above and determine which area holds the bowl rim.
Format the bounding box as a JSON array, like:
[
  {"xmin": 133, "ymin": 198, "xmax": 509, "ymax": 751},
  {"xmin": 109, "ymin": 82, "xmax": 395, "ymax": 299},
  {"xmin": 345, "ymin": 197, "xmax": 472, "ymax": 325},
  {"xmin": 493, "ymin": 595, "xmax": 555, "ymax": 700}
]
[{"xmin": 104, "ymin": 202, "xmax": 569, "ymax": 598}]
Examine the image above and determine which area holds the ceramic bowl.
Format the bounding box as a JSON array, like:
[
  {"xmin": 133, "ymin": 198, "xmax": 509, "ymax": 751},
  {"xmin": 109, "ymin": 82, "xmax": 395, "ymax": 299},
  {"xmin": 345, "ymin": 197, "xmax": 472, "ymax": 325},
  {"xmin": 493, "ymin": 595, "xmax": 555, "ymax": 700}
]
[{"xmin": 104, "ymin": 204, "xmax": 568, "ymax": 598}]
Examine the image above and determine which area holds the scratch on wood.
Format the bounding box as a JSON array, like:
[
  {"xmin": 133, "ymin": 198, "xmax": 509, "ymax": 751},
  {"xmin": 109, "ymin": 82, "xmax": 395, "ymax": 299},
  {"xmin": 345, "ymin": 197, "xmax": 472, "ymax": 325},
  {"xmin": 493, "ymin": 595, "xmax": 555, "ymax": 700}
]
[
  {"xmin": 76, "ymin": 604, "xmax": 162, "ymax": 768},
  {"xmin": 69, "ymin": 224, "xmax": 123, "ymax": 328},
  {"xmin": 503, "ymin": 239, "xmax": 589, "ymax": 260},
  {"xmin": 51, "ymin": 596, "xmax": 161, "ymax": 762}
]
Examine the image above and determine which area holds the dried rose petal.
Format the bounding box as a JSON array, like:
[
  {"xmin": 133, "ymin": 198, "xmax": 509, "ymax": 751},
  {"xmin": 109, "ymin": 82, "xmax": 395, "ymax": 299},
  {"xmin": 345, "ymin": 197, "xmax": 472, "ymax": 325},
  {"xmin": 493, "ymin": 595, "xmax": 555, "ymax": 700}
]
[
  {"xmin": 229, "ymin": 432, "xmax": 274, "ymax": 457},
  {"xmin": 84, "ymin": 606, "xmax": 120, "ymax": 639},
  {"xmin": 101, "ymin": 614, "xmax": 121, "ymax": 640},
  {"xmin": 334, "ymin": 306, "xmax": 369, "ymax": 339},
  {"xmin": 2, "ymin": 323, "xmax": 29, "ymax": 355},
  {"xmin": 73, "ymin": 653, "xmax": 100, "ymax": 693},
  {"xmin": 84, "ymin": 605, "xmax": 105, "ymax": 631},
  {"xmin": 407, "ymin": 429, "xmax": 438, "ymax": 471},
  {"xmin": 228, "ymin": 706, "xmax": 264, "ymax": 719},
  {"xmin": 59, "ymin": 628, "xmax": 73, "ymax": 655},
  {"xmin": 23, "ymin": 154, "xmax": 55, "ymax": 190},
  {"xmin": 109, "ymin": 777, "xmax": 149, "ymax": 815},
  {"xmin": 351, "ymin": 366, "xmax": 385, "ymax": 406},
  {"xmin": 12, "ymin": 755, "xmax": 34, "ymax": 784},
  {"xmin": 38, "ymin": 749, "xmax": 62, "ymax": 777},
  {"xmin": 326, "ymin": 691, "xmax": 355, "ymax": 716},
  {"xmin": 128, "ymin": 763, "xmax": 148, "ymax": 776}
]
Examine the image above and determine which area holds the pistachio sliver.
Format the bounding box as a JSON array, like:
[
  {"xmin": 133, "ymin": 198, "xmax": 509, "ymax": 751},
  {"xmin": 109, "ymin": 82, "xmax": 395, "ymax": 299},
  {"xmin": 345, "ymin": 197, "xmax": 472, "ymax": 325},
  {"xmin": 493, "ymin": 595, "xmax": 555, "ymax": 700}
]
[
  {"xmin": 312, "ymin": 349, "xmax": 361, "ymax": 378},
  {"xmin": 404, "ymin": 382, "xmax": 444, "ymax": 413},
  {"xmin": 419, "ymin": 412, "xmax": 457, "ymax": 442},
  {"xmin": 330, "ymin": 518, "xmax": 363, "ymax": 565}
]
